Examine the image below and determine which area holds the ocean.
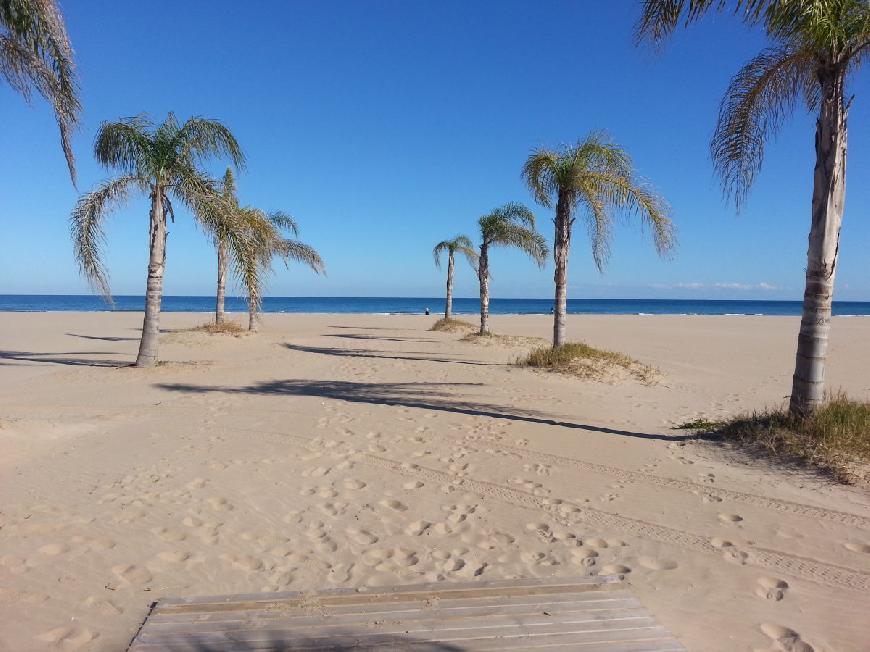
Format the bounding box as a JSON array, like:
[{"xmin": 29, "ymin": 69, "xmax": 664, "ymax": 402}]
[{"xmin": 1, "ymin": 295, "xmax": 869, "ymax": 316}]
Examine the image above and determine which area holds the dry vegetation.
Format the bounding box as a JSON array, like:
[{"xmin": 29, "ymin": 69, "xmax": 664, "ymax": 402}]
[
  {"xmin": 430, "ymin": 317, "xmax": 476, "ymax": 333},
  {"xmin": 679, "ymin": 393, "xmax": 870, "ymax": 485},
  {"xmin": 190, "ymin": 321, "xmax": 247, "ymax": 336},
  {"xmin": 516, "ymin": 341, "xmax": 658, "ymax": 384},
  {"xmin": 461, "ymin": 331, "xmax": 549, "ymax": 348}
]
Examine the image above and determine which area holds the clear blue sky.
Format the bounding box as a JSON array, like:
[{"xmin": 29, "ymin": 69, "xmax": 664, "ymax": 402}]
[{"xmin": 1, "ymin": 1, "xmax": 868, "ymax": 300}]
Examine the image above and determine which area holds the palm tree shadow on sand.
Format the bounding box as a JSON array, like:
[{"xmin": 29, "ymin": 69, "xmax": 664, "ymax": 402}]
[
  {"xmin": 157, "ymin": 378, "xmax": 694, "ymax": 442},
  {"xmin": 148, "ymin": 635, "xmax": 464, "ymax": 651},
  {"xmin": 284, "ymin": 343, "xmax": 496, "ymax": 367}
]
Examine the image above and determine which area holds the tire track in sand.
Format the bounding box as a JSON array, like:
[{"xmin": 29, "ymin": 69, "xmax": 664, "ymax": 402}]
[
  {"xmin": 462, "ymin": 439, "xmax": 870, "ymax": 529},
  {"xmin": 228, "ymin": 423, "xmax": 870, "ymax": 529},
  {"xmin": 361, "ymin": 454, "xmax": 870, "ymax": 592}
]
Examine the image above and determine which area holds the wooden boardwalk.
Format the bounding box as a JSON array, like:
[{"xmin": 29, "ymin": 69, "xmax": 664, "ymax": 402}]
[{"xmin": 127, "ymin": 576, "xmax": 685, "ymax": 651}]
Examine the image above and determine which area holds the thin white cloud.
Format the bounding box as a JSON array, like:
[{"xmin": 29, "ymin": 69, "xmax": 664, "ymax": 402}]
[{"xmin": 652, "ymin": 281, "xmax": 779, "ymax": 291}]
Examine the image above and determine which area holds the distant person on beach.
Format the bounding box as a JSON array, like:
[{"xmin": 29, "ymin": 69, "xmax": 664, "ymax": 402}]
[{"xmin": 425, "ymin": 307, "xmax": 430, "ymax": 315}]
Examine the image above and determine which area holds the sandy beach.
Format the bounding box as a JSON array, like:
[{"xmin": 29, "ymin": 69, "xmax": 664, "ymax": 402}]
[{"xmin": 0, "ymin": 311, "xmax": 868, "ymax": 651}]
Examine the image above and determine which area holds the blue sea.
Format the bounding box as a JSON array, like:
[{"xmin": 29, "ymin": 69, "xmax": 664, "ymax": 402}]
[{"xmin": 1, "ymin": 295, "xmax": 869, "ymax": 316}]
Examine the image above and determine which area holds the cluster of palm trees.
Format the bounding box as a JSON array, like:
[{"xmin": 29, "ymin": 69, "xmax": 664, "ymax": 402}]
[
  {"xmin": 69, "ymin": 114, "xmax": 324, "ymax": 367},
  {"xmin": 433, "ymin": 132, "xmax": 674, "ymax": 343},
  {"xmin": 5, "ymin": 0, "xmax": 869, "ymax": 416}
]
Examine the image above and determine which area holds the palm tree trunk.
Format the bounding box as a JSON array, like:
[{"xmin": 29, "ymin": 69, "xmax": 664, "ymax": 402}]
[
  {"xmin": 248, "ymin": 307, "xmax": 259, "ymax": 332},
  {"xmin": 552, "ymin": 191, "xmax": 572, "ymax": 347},
  {"xmin": 790, "ymin": 67, "xmax": 848, "ymax": 416},
  {"xmin": 215, "ymin": 237, "xmax": 228, "ymax": 325},
  {"xmin": 135, "ymin": 186, "xmax": 167, "ymax": 367},
  {"xmin": 478, "ymin": 245, "xmax": 490, "ymax": 335},
  {"xmin": 445, "ymin": 251, "xmax": 455, "ymax": 319}
]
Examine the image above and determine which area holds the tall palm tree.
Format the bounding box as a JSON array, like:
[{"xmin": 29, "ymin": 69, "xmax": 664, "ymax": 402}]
[
  {"xmin": 70, "ymin": 113, "xmax": 246, "ymax": 367},
  {"xmin": 240, "ymin": 209, "xmax": 325, "ymax": 332},
  {"xmin": 636, "ymin": 0, "xmax": 870, "ymax": 416},
  {"xmin": 476, "ymin": 203, "xmax": 548, "ymax": 335},
  {"xmin": 432, "ymin": 235, "xmax": 478, "ymax": 319},
  {"xmin": 523, "ymin": 133, "xmax": 674, "ymax": 347},
  {"xmin": 1, "ymin": 0, "xmax": 80, "ymax": 182}
]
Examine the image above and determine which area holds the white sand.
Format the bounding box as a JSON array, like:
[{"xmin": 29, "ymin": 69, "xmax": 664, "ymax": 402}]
[{"xmin": 0, "ymin": 311, "xmax": 868, "ymax": 651}]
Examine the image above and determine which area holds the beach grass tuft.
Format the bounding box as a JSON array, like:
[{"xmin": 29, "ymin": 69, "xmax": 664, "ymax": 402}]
[
  {"xmin": 710, "ymin": 392, "xmax": 870, "ymax": 484},
  {"xmin": 516, "ymin": 341, "xmax": 658, "ymax": 384},
  {"xmin": 461, "ymin": 331, "xmax": 549, "ymax": 348},
  {"xmin": 430, "ymin": 317, "xmax": 476, "ymax": 333},
  {"xmin": 191, "ymin": 321, "xmax": 247, "ymax": 336}
]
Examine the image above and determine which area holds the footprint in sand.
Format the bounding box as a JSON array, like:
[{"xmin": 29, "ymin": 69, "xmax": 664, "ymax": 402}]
[
  {"xmin": 156, "ymin": 551, "xmax": 191, "ymax": 564},
  {"xmin": 152, "ymin": 527, "xmax": 187, "ymax": 542},
  {"xmin": 843, "ymin": 542, "xmax": 870, "ymax": 554},
  {"xmin": 379, "ymin": 499, "xmax": 408, "ymax": 512},
  {"xmin": 638, "ymin": 557, "xmax": 678, "ymax": 571},
  {"xmin": 718, "ymin": 513, "xmax": 744, "ymax": 524},
  {"xmin": 403, "ymin": 481, "xmax": 424, "ymax": 490},
  {"xmin": 112, "ymin": 564, "xmax": 152, "ymax": 586},
  {"xmin": 220, "ymin": 553, "xmax": 265, "ymax": 572},
  {"xmin": 346, "ymin": 528, "xmax": 379, "ymax": 545},
  {"xmin": 600, "ymin": 563, "xmax": 632, "ymax": 577},
  {"xmin": 37, "ymin": 543, "xmax": 69, "ymax": 556},
  {"xmin": 756, "ymin": 577, "xmax": 789, "ymax": 601},
  {"xmin": 405, "ymin": 521, "xmax": 432, "ymax": 536},
  {"xmin": 760, "ymin": 623, "xmax": 813, "ymax": 651},
  {"xmin": 37, "ymin": 626, "xmax": 97, "ymax": 649},
  {"xmin": 344, "ymin": 479, "xmax": 367, "ymax": 491},
  {"xmin": 571, "ymin": 548, "xmax": 599, "ymax": 568},
  {"xmin": 206, "ymin": 496, "xmax": 234, "ymax": 512},
  {"xmin": 83, "ymin": 595, "xmax": 123, "ymax": 615}
]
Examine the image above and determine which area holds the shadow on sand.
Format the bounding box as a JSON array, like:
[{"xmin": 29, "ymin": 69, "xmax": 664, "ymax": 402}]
[
  {"xmin": 284, "ymin": 343, "xmax": 495, "ymax": 367},
  {"xmin": 0, "ymin": 350, "xmax": 129, "ymax": 367},
  {"xmin": 135, "ymin": 633, "xmax": 463, "ymax": 651},
  {"xmin": 65, "ymin": 332, "xmax": 139, "ymax": 342},
  {"xmin": 157, "ymin": 378, "xmax": 694, "ymax": 442}
]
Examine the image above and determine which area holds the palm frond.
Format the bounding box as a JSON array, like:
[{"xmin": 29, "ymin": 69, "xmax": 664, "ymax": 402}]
[
  {"xmin": 433, "ymin": 234, "xmax": 478, "ymax": 269},
  {"xmin": 635, "ymin": 0, "xmax": 777, "ymax": 45},
  {"xmin": 585, "ymin": 171, "xmax": 675, "ymax": 262},
  {"xmin": 490, "ymin": 222, "xmax": 549, "ymax": 266},
  {"xmin": 93, "ymin": 116, "xmax": 152, "ymax": 176},
  {"xmin": 69, "ymin": 175, "xmax": 142, "ymax": 301},
  {"xmin": 0, "ymin": 0, "xmax": 80, "ymax": 182},
  {"xmin": 274, "ymin": 239, "xmax": 325, "ymax": 275},
  {"xmin": 267, "ymin": 211, "xmax": 300, "ymax": 237},
  {"xmin": 711, "ymin": 45, "xmax": 817, "ymax": 208},
  {"xmin": 174, "ymin": 116, "xmax": 246, "ymax": 170},
  {"xmin": 522, "ymin": 149, "xmax": 560, "ymax": 207}
]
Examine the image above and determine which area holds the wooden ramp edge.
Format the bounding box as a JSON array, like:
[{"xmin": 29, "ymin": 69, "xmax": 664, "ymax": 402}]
[{"xmin": 127, "ymin": 576, "xmax": 686, "ymax": 651}]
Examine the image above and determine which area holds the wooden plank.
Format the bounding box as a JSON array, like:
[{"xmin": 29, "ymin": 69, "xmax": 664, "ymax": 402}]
[
  {"xmin": 154, "ymin": 576, "xmax": 622, "ymax": 616},
  {"xmin": 128, "ymin": 577, "xmax": 685, "ymax": 652},
  {"xmin": 146, "ymin": 593, "xmax": 642, "ymax": 627},
  {"xmin": 137, "ymin": 612, "xmax": 658, "ymax": 642}
]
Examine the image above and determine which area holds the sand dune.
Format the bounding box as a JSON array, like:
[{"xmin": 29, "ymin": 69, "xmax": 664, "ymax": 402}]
[{"xmin": 0, "ymin": 312, "xmax": 868, "ymax": 651}]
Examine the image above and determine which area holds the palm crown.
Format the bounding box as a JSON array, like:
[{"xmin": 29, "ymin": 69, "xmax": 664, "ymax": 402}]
[
  {"xmin": 243, "ymin": 208, "xmax": 325, "ymax": 316},
  {"xmin": 1, "ymin": 0, "xmax": 80, "ymax": 182},
  {"xmin": 432, "ymin": 235, "xmax": 478, "ymax": 270},
  {"xmin": 637, "ymin": 0, "xmax": 870, "ymax": 208},
  {"xmin": 523, "ymin": 132, "xmax": 674, "ymax": 270},
  {"xmin": 478, "ymin": 202, "xmax": 548, "ymax": 267},
  {"xmin": 71, "ymin": 113, "xmax": 246, "ymax": 300}
]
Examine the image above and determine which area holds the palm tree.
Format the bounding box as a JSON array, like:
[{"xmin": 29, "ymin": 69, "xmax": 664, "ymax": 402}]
[
  {"xmin": 636, "ymin": 0, "xmax": 870, "ymax": 416},
  {"xmin": 432, "ymin": 235, "xmax": 478, "ymax": 319},
  {"xmin": 213, "ymin": 169, "xmax": 238, "ymax": 326},
  {"xmin": 1, "ymin": 0, "xmax": 80, "ymax": 182},
  {"xmin": 70, "ymin": 113, "xmax": 246, "ymax": 367},
  {"xmin": 523, "ymin": 133, "xmax": 674, "ymax": 347},
  {"xmin": 476, "ymin": 203, "xmax": 548, "ymax": 335},
  {"xmin": 240, "ymin": 209, "xmax": 325, "ymax": 332}
]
